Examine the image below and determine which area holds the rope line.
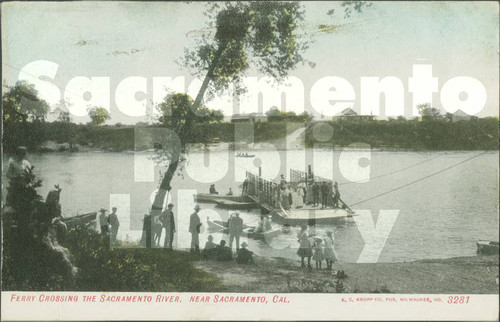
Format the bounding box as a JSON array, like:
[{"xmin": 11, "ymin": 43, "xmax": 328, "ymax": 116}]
[
  {"xmin": 338, "ymin": 152, "xmax": 445, "ymax": 186},
  {"xmin": 349, "ymin": 151, "xmax": 488, "ymax": 207}
]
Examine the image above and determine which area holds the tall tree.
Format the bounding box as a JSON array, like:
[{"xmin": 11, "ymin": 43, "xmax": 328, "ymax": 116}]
[
  {"xmin": 2, "ymin": 81, "xmax": 50, "ymax": 151},
  {"xmin": 57, "ymin": 111, "xmax": 76, "ymax": 149},
  {"xmin": 152, "ymin": 1, "xmax": 366, "ymax": 215},
  {"xmin": 88, "ymin": 106, "xmax": 111, "ymax": 126},
  {"xmin": 2, "ymin": 81, "xmax": 50, "ymax": 124},
  {"xmin": 417, "ymin": 103, "xmax": 443, "ymax": 120}
]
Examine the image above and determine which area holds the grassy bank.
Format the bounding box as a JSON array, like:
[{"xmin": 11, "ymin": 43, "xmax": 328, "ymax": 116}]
[
  {"xmin": 3, "ymin": 226, "xmax": 497, "ymax": 293},
  {"xmin": 194, "ymin": 254, "xmax": 499, "ymax": 294},
  {"xmin": 4, "ymin": 118, "xmax": 498, "ymax": 153},
  {"xmin": 63, "ymin": 229, "xmax": 225, "ymax": 292},
  {"xmin": 1, "ymin": 228, "xmax": 225, "ymax": 292},
  {"xmin": 305, "ymin": 118, "xmax": 499, "ymax": 150},
  {"xmin": 3, "ymin": 121, "xmax": 304, "ymax": 153}
]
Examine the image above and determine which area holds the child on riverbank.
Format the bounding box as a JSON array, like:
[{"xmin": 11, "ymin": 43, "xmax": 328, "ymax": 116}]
[
  {"xmin": 312, "ymin": 238, "xmax": 324, "ymax": 269},
  {"xmin": 296, "ymin": 225, "xmax": 312, "ymax": 269},
  {"xmin": 324, "ymin": 230, "xmax": 338, "ymax": 270}
]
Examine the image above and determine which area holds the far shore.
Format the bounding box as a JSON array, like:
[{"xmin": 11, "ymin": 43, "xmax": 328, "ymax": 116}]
[
  {"xmin": 21, "ymin": 139, "xmax": 500, "ymax": 155},
  {"xmin": 192, "ymin": 253, "xmax": 499, "ymax": 294}
]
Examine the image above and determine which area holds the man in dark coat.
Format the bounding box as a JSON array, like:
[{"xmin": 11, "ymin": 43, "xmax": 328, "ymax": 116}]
[
  {"xmin": 228, "ymin": 212, "xmax": 244, "ymax": 251},
  {"xmin": 320, "ymin": 181, "xmax": 329, "ymax": 208},
  {"xmin": 312, "ymin": 182, "xmax": 320, "ymax": 207},
  {"xmin": 215, "ymin": 240, "xmax": 232, "ymax": 261},
  {"xmin": 143, "ymin": 213, "xmax": 152, "ymax": 249},
  {"xmin": 189, "ymin": 205, "xmax": 202, "ymax": 253},
  {"xmin": 236, "ymin": 242, "xmax": 254, "ymax": 264},
  {"xmin": 160, "ymin": 203, "xmax": 176, "ymax": 249},
  {"xmin": 109, "ymin": 207, "xmax": 120, "ymax": 243}
]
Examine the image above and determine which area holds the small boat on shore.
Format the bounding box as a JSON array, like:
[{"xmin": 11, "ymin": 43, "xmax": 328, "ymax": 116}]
[
  {"xmin": 243, "ymin": 227, "xmax": 281, "ymax": 240},
  {"xmin": 476, "ymin": 240, "xmax": 499, "ymax": 255},
  {"xmin": 206, "ymin": 218, "xmax": 255, "ymax": 233},
  {"xmin": 194, "ymin": 193, "xmax": 251, "ymax": 203},
  {"xmin": 62, "ymin": 211, "xmax": 97, "ymax": 229}
]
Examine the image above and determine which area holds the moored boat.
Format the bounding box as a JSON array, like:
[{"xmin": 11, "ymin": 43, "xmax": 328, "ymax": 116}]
[
  {"xmin": 235, "ymin": 152, "xmax": 255, "ymax": 158},
  {"xmin": 62, "ymin": 211, "xmax": 97, "ymax": 229},
  {"xmin": 206, "ymin": 218, "xmax": 255, "ymax": 233},
  {"xmin": 243, "ymin": 227, "xmax": 281, "ymax": 240},
  {"xmin": 194, "ymin": 193, "xmax": 251, "ymax": 203},
  {"xmin": 476, "ymin": 240, "xmax": 499, "ymax": 255},
  {"xmin": 214, "ymin": 198, "xmax": 257, "ymax": 209}
]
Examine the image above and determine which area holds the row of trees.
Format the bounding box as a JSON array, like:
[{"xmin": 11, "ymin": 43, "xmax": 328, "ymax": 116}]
[{"xmin": 265, "ymin": 106, "xmax": 314, "ymax": 122}]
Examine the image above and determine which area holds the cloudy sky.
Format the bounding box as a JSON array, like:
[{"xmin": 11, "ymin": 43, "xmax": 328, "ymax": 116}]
[{"xmin": 2, "ymin": 1, "xmax": 498, "ymax": 124}]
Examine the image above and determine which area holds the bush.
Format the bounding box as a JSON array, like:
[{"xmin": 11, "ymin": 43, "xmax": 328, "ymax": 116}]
[{"xmin": 61, "ymin": 229, "xmax": 225, "ymax": 292}]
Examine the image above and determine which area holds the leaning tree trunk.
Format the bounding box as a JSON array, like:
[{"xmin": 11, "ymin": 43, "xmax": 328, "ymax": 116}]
[{"xmin": 150, "ymin": 42, "xmax": 228, "ymax": 216}]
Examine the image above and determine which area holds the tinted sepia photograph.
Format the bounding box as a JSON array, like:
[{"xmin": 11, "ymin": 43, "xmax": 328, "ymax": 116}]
[{"xmin": 1, "ymin": 1, "xmax": 498, "ymax": 320}]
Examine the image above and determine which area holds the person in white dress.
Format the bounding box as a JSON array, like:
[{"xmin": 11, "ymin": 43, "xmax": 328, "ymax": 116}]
[
  {"xmin": 323, "ymin": 230, "xmax": 339, "ymax": 270},
  {"xmin": 295, "ymin": 186, "xmax": 304, "ymax": 208}
]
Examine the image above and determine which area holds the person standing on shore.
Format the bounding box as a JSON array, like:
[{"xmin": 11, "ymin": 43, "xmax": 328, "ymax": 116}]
[
  {"xmin": 6, "ymin": 146, "xmax": 31, "ymax": 180},
  {"xmin": 98, "ymin": 208, "xmax": 109, "ymax": 235},
  {"xmin": 297, "ymin": 225, "xmax": 313, "ymax": 269},
  {"xmin": 108, "ymin": 207, "xmax": 120, "ymax": 243},
  {"xmin": 189, "ymin": 205, "xmax": 202, "ymax": 253},
  {"xmin": 142, "ymin": 213, "xmax": 152, "ymax": 249},
  {"xmin": 229, "ymin": 212, "xmax": 244, "ymax": 251},
  {"xmin": 323, "ymin": 230, "xmax": 338, "ymax": 270},
  {"xmin": 160, "ymin": 203, "xmax": 176, "ymax": 250},
  {"xmin": 312, "ymin": 238, "xmax": 325, "ymax": 269}
]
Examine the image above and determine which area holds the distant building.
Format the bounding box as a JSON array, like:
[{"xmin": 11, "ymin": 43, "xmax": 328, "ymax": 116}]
[
  {"xmin": 451, "ymin": 109, "xmax": 478, "ymax": 122},
  {"xmin": 332, "ymin": 108, "xmax": 376, "ymax": 121},
  {"xmin": 231, "ymin": 113, "xmax": 268, "ymax": 123}
]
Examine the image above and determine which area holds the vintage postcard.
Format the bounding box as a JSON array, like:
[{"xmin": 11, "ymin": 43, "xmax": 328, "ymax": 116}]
[{"xmin": 1, "ymin": 1, "xmax": 499, "ymax": 321}]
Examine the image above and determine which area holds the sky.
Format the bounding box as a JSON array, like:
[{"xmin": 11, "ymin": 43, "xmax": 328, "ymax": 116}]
[{"xmin": 2, "ymin": 1, "xmax": 499, "ymax": 124}]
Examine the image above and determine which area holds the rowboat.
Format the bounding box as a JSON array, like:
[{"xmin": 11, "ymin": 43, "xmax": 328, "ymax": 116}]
[
  {"xmin": 206, "ymin": 218, "xmax": 255, "ymax": 233},
  {"xmin": 62, "ymin": 211, "xmax": 97, "ymax": 229},
  {"xmin": 194, "ymin": 193, "xmax": 251, "ymax": 203},
  {"xmin": 235, "ymin": 153, "xmax": 255, "ymax": 158},
  {"xmin": 206, "ymin": 218, "xmax": 228, "ymax": 232},
  {"xmin": 476, "ymin": 240, "xmax": 499, "ymax": 255},
  {"xmin": 243, "ymin": 227, "xmax": 281, "ymax": 240},
  {"xmin": 214, "ymin": 199, "xmax": 257, "ymax": 210}
]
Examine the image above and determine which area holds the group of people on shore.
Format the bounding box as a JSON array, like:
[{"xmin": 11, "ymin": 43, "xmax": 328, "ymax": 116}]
[
  {"xmin": 99, "ymin": 207, "xmax": 120, "ymax": 243},
  {"xmin": 202, "ymin": 235, "xmax": 254, "ymax": 264},
  {"xmin": 203, "ymin": 211, "xmax": 253, "ymax": 264},
  {"xmin": 297, "ymin": 225, "xmax": 338, "ymax": 270},
  {"xmin": 139, "ymin": 203, "xmax": 254, "ymax": 264},
  {"xmin": 140, "ymin": 203, "xmax": 177, "ymax": 249}
]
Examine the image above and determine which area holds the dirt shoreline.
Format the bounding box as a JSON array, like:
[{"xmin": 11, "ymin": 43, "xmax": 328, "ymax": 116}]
[{"xmin": 193, "ymin": 254, "xmax": 499, "ymax": 294}]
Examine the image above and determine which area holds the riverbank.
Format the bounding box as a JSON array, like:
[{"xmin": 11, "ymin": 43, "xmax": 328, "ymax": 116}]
[
  {"xmin": 194, "ymin": 254, "xmax": 499, "ymax": 294},
  {"xmin": 4, "ymin": 118, "xmax": 498, "ymax": 154}
]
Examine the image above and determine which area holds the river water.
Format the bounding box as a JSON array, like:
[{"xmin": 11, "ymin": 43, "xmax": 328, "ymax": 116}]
[{"xmin": 2, "ymin": 149, "xmax": 498, "ymax": 263}]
